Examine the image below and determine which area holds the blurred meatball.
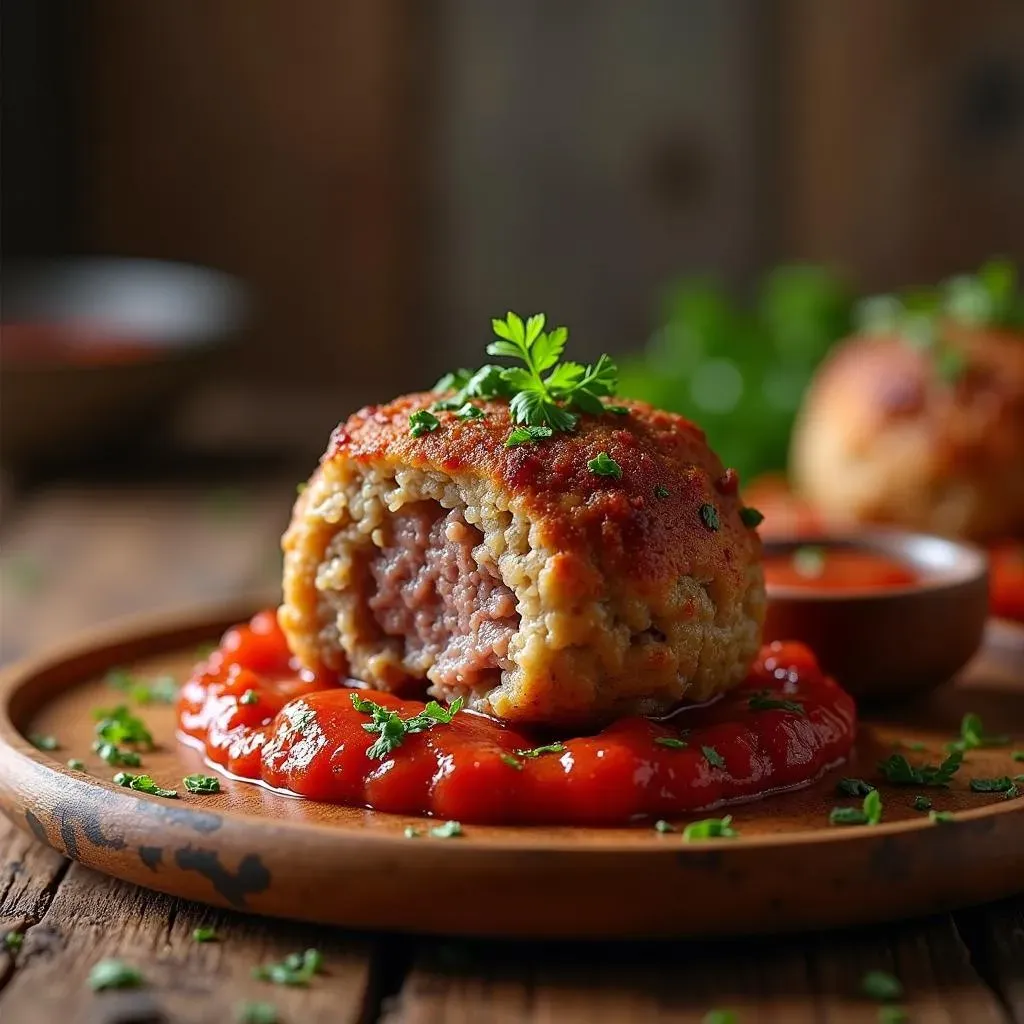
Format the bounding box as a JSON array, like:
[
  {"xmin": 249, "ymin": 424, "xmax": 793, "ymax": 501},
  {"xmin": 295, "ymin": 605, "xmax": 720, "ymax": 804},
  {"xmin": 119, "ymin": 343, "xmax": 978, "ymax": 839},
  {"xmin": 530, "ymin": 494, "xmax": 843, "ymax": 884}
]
[
  {"xmin": 280, "ymin": 393, "xmax": 766, "ymax": 728},
  {"xmin": 790, "ymin": 325, "xmax": 1024, "ymax": 540}
]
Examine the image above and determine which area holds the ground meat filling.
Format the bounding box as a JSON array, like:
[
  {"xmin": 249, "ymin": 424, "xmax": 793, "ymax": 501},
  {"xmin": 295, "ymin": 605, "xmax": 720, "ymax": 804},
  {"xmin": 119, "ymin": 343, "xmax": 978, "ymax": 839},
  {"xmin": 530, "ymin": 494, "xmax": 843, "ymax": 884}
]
[{"xmin": 367, "ymin": 503, "xmax": 519, "ymax": 691}]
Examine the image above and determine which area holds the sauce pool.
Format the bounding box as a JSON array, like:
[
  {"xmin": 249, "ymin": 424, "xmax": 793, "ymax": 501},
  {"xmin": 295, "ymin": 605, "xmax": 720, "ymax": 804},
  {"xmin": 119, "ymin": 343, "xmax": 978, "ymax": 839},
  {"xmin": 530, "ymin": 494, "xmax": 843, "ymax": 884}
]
[
  {"xmin": 764, "ymin": 547, "xmax": 919, "ymax": 591},
  {"xmin": 179, "ymin": 611, "xmax": 857, "ymax": 826}
]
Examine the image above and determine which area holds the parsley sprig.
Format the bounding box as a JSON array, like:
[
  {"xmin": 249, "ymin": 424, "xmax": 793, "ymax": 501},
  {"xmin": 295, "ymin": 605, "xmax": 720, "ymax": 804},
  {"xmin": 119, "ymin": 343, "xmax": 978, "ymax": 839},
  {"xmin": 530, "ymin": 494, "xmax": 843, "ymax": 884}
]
[
  {"xmin": 431, "ymin": 312, "xmax": 620, "ymax": 443},
  {"xmin": 946, "ymin": 712, "xmax": 1009, "ymax": 753},
  {"xmin": 350, "ymin": 693, "xmax": 463, "ymax": 760},
  {"xmin": 877, "ymin": 749, "xmax": 962, "ymax": 787}
]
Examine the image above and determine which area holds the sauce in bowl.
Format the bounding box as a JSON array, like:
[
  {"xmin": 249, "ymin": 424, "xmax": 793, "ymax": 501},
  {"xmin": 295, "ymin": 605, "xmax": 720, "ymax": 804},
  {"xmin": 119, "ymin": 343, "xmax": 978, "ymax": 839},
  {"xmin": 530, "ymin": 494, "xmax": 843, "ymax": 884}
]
[{"xmin": 764, "ymin": 546, "xmax": 919, "ymax": 592}]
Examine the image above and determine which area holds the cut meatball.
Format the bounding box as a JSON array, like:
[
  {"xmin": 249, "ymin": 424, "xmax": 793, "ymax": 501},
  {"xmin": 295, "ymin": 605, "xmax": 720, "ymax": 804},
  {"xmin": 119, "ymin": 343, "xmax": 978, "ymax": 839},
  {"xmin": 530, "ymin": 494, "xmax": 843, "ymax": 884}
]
[
  {"xmin": 280, "ymin": 392, "xmax": 766, "ymax": 727},
  {"xmin": 367, "ymin": 503, "xmax": 519, "ymax": 691}
]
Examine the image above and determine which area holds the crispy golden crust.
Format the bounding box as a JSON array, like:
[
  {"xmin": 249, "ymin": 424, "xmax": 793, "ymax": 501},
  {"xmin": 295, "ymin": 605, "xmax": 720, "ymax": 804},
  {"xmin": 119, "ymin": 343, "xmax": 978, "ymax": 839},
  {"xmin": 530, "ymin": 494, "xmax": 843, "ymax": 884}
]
[
  {"xmin": 328, "ymin": 393, "xmax": 761, "ymax": 597},
  {"xmin": 791, "ymin": 327, "xmax": 1024, "ymax": 539}
]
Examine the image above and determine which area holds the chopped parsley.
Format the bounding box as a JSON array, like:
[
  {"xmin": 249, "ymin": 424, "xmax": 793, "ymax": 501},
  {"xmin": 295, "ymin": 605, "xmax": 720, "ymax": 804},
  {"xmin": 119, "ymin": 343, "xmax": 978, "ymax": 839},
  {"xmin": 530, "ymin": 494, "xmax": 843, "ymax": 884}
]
[
  {"xmin": 682, "ymin": 816, "xmax": 737, "ymax": 841},
  {"xmin": 505, "ymin": 424, "xmax": 554, "ymax": 447},
  {"xmin": 701, "ymin": 745, "xmax": 726, "ymax": 769},
  {"xmin": 793, "ymin": 545, "xmax": 826, "ymax": 578},
  {"xmin": 861, "ymin": 969, "xmax": 904, "ymax": 1002},
  {"xmin": 239, "ymin": 689, "xmax": 260, "ymax": 706},
  {"xmin": 455, "ymin": 403, "xmax": 484, "ymax": 420},
  {"xmin": 500, "ymin": 753, "xmax": 524, "ymax": 771},
  {"xmin": 877, "ymin": 750, "xmax": 962, "ymax": 787},
  {"xmin": 947, "ymin": 712, "xmax": 1010, "ymax": 753},
  {"xmin": 236, "ymin": 1003, "xmax": 279, "ymax": 1024},
  {"xmin": 94, "ymin": 706, "xmax": 154, "ymax": 750},
  {"xmin": 350, "ymin": 693, "xmax": 463, "ymax": 760},
  {"xmin": 29, "ymin": 734, "xmax": 59, "ymax": 751},
  {"xmin": 605, "ymin": 404, "xmax": 630, "ymax": 415},
  {"xmin": 88, "ymin": 959, "xmax": 144, "ymax": 991},
  {"xmin": 739, "ymin": 506, "xmax": 764, "ymax": 528},
  {"xmin": 653, "ymin": 819, "xmax": 675, "ymax": 833},
  {"xmin": 430, "ymin": 820, "xmax": 463, "ymax": 839},
  {"xmin": 969, "ymin": 776, "xmax": 1016, "ymax": 793},
  {"xmin": 655, "ymin": 736, "xmax": 688, "ymax": 749},
  {"xmin": 929, "ymin": 810, "xmax": 955, "ymax": 824},
  {"xmin": 66, "ymin": 758, "xmax": 85, "ymax": 771},
  {"xmin": 748, "ymin": 691, "xmax": 804, "ymax": 715},
  {"xmin": 830, "ymin": 789, "xmax": 882, "ymax": 826},
  {"xmin": 183, "ymin": 774, "xmax": 221, "ymax": 795},
  {"xmin": 92, "ymin": 742, "xmax": 142, "ymax": 767},
  {"xmin": 409, "ymin": 409, "xmax": 440, "ymax": 437},
  {"xmin": 699, "ymin": 503, "xmax": 720, "ymax": 532},
  {"xmin": 106, "ymin": 669, "xmax": 178, "ymax": 704},
  {"xmin": 514, "ymin": 742, "xmax": 566, "ymax": 759},
  {"xmin": 912, "ymin": 795, "xmax": 933, "ymax": 812},
  {"xmin": 404, "ymin": 826, "xmax": 422, "ymax": 839},
  {"xmin": 192, "ymin": 926, "xmax": 219, "ymax": 943},
  {"xmin": 587, "ymin": 451, "xmax": 622, "ymax": 478},
  {"xmin": 3, "ymin": 931, "xmax": 23, "ymax": 955},
  {"xmin": 701, "ymin": 1012, "xmax": 738, "ymax": 1024},
  {"xmin": 112, "ymin": 772, "xmax": 178, "ymax": 799},
  {"xmin": 836, "ymin": 778, "xmax": 875, "ymax": 798},
  {"xmin": 252, "ymin": 949, "xmax": 323, "ymax": 986},
  {"xmin": 654, "ymin": 484, "xmax": 670, "ymax": 499}
]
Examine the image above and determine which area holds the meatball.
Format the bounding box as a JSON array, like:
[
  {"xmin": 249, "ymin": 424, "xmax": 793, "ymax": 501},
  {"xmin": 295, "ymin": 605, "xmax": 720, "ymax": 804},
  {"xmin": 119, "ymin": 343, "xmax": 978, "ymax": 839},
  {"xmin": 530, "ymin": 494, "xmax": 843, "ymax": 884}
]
[
  {"xmin": 790, "ymin": 325, "xmax": 1024, "ymax": 540},
  {"xmin": 279, "ymin": 393, "xmax": 765, "ymax": 727}
]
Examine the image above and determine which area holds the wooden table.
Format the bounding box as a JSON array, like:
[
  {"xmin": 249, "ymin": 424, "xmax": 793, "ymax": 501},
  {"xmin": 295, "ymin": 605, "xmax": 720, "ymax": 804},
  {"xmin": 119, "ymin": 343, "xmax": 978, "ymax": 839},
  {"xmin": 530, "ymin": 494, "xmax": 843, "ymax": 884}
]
[{"xmin": 2, "ymin": 468, "xmax": 1022, "ymax": 1024}]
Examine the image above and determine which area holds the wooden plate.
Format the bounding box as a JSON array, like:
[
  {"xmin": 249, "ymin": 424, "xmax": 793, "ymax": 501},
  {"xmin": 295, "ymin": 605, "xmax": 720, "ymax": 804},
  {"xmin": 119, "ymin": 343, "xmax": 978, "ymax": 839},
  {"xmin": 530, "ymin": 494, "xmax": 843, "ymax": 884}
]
[{"xmin": 1, "ymin": 600, "xmax": 1022, "ymax": 939}]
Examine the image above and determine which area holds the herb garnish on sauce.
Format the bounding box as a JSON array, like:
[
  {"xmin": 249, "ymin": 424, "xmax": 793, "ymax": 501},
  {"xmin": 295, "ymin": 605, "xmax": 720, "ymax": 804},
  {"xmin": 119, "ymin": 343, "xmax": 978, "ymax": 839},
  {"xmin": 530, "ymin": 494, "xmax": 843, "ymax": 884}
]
[{"xmin": 350, "ymin": 693, "xmax": 463, "ymax": 760}]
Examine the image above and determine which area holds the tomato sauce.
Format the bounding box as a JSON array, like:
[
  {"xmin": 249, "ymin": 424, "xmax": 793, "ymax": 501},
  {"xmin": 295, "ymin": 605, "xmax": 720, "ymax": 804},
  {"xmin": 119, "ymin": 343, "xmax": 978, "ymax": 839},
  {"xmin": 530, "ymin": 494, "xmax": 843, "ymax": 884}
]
[
  {"xmin": 178, "ymin": 611, "xmax": 857, "ymax": 825},
  {"xmin": 764, "ymin": 548, "xmax": 918, "ymax": 591},
  {"xmin": 990, "ymin": 541, "xmax": 1024, "ymax": 623}
]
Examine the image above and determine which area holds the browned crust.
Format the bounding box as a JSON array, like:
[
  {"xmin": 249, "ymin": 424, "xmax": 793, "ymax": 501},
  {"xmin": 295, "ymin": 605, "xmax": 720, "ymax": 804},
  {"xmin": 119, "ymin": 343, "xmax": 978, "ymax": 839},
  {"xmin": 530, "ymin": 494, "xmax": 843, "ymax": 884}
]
[{"xmin": 324, "ymin": 393, "xmax": 762, "ymax": 597}]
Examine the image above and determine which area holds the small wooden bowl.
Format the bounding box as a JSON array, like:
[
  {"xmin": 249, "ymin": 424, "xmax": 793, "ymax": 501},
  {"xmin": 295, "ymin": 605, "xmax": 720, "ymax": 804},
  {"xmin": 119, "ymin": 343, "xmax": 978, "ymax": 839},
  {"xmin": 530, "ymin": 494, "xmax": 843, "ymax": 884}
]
[{"xmin": 762, "ymin": 531, "xmax": 989, "ymax": 701}]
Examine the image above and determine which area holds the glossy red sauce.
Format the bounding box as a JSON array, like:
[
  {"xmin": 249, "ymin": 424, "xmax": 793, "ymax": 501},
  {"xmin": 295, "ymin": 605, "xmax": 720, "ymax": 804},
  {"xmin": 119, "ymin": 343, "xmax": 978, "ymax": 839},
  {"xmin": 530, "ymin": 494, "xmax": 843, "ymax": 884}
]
[
  {"xmin": 990, "ymin": 541, "xmax": 1024, "ymax": 623},
  {"xmin": 178, "ymin": 611, "xmax": 857, "ymax": 825},
  {"xmin": 764, "ymin": 548, "xmax": 919, "ymax": 591}
]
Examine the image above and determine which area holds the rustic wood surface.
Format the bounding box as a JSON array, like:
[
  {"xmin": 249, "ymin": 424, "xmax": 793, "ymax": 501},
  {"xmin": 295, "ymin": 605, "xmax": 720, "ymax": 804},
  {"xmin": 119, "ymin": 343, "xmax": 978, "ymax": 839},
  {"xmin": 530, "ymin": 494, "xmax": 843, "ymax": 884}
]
[{"xmin": 1, "ymin": 466, "xmax": 1022, "ymax": 1023}]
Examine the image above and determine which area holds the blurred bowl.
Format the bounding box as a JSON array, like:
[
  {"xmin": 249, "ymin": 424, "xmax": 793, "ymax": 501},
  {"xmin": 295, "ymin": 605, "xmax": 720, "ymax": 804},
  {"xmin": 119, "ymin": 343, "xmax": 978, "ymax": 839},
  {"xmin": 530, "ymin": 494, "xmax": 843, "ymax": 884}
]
[
  {"xmin": 762, "ymin": 531, "xmax": 989, "ymax": 701},
  {"xmin": 1, "ymin": 258, "xmax": 249, "ymax": 468}
]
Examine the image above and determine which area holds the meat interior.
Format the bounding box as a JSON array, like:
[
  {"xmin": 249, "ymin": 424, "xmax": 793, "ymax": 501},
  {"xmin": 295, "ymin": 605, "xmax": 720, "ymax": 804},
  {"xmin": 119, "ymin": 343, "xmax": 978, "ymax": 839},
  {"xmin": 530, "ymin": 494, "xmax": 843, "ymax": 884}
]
[{"xmin": 366, "ymin": 502, "xmax": 519, "ymax": 691}]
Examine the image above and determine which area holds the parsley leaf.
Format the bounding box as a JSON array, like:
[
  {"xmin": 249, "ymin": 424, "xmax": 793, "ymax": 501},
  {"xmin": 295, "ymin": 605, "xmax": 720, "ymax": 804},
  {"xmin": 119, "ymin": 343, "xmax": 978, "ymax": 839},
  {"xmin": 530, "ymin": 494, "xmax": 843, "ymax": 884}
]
[
  {"xmin": 409, "ymin": 410, "xmax": 440, "ymax": 437},
  {"xmin": 239, "ymin": 689, "xmax": 260, "ymax": 706},
  {"xmin": 946, "ymin": 712, "xmax": 1010, "ymax": 753},
  {"xmin": 506, "ymin": 424, "xmax": 554, "ymax": 447},
  {"xmin": 253, "ymin": 949, "xmax": 323, "ymax": 987},
  {"xmin": 112, "ymin": 772, "xmax": 178, "ymax": 799},
  {"xmin": 655, "ymin": 736, "xmax": 688, "ymax": 750},
  {"xmin": 830, "ymin": 789, "xmax": 882, "ymax": 826},
  {"xmin": 93, "ymin": 706, "xmax": 154, "ymax": 750},
  {"xmin": 183, "ymin": 774, "xmax": 221, "ymax": 795},
  {"xmin": 88, "ymin": 959, "xmax": 144, "ymax": 991},
  {"xmin": 699, "ymin": 503, "xmax": 720, "ymax": 531},
  {"xmin": 836, "ymin": 778, "xmax": 875, "ymax": 798},
  {"xmin": 430, "ymin": 820, "xmax": 463, "ymax": 839},
  {"xmin": 748, "ymin": 691, "xmax": 805, "ymax": 715},
  {"xmin": 653, "ymin": 819, "xmax": 675, "ymax": 833},
  {"xmin": 500, "ymin": 753, "xmax": 524, "ymax": 770},
  {"xmin": 929, "ymin": 810, "xmax": 954, "ymax": 823},
  {"xmin": 193, "ymin": 926, "xmax": 219, "ymax": 943},
  {"xmin": 236, "ymin": 1003, "xmax": 279, "ymax": 1024},
  {"xmin": 29, "ymin": 734, "xmax": 59, "ymax": 751},
  {"xmin": 701, "ymin": 745, "xmax": 726, "ymax": 769},
  {"xmin": 434, "ymin": 368, "xmax": 474, "ymax": 392},
  {"xmin": 587, "ymin": 452, "xmax": 622, "ymax": 478},
  {"xmin": 682, "ymin": 816, "xmax": 738, "ymax": 841},
  {"xmin": 350, "ymin": 693, "xmax": 463, "ymax": 760},
  {"xmin": 92, "ymin": 742, "xmax": 142, "ymax": 767},
  {"xmin": 912, "ymin": 795, "xmax": 933, "ymax": 812},
  {"xmin": 877, "ymin": 750, "xmax": 963, "ymax": 787},
  {"xmin": 106, "ymin": 669, "xmax": 178, "ymax": 704},
  {"xmin": 66, "ymin": 758, "xmax": 85, "ymax": 771},
  {"xmin": 514, "ymin": 742, "xmax": 566, "ymax": 759},
  {"xmin": 654, "ymin": 484, "xmax": 670, "ymax": 499},
  {"xmin": 455, "ymin": 403, "xmax": 485, "ymax": 420},
  {"xmin": 3, "ymin": 931, "xmax": 23, "ymax": 955},
  {"xmin": 739, "ymin": 506, "xmax": 764, "ymax": 528},
  {"xmin": 969, "ymin": 776, "xmax": 1016, "ymax": 793},
  {"xmin": 404, "ymin": 826, "xmax": 422, "ymax": 838},
  {"xmin": 861, "ymin": 970, "xmax": 903, "ymax": 1002}
]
